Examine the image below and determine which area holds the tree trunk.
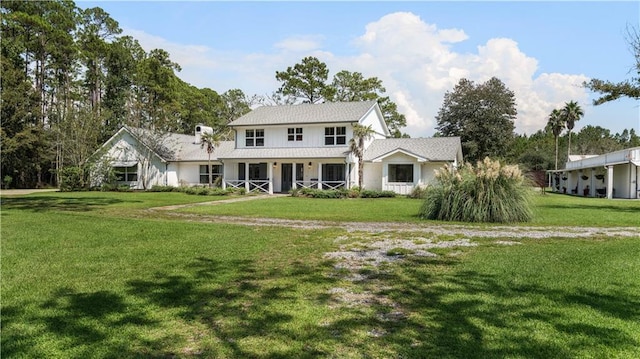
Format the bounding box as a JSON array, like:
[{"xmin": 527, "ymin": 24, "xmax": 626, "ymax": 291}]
[
  {"xmin": 554, "ymin": 136, "xmax": 558, "ymax": 170},
  {"xmin": 208, "ymin": 155, "xmax": 212, "ymax": 188}
]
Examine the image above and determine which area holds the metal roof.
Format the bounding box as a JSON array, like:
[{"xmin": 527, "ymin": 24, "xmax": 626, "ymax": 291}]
[{"xmin": 228, "ymin": 101, "xmax": 378, "ymax": 127}]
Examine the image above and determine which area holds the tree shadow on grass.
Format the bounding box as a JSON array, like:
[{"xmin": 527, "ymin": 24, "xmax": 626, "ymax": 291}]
[
  {"xmin": 0, "ymin": 196, "xmax": 130, "ymax": 212},
  {"xmin": 1, "ymin": 256, "xmax": 340, "ymax": 358},
  {"xmin": 374, "ymin": 260, "xmax": 640, "ymax": 358},
  {"xmin": 2, "ymin": 288, "xmax": 160, "ymax": 358},
  {"xmin": 4, "ymin": 254, "xmax": 638, "ymax": 358}
]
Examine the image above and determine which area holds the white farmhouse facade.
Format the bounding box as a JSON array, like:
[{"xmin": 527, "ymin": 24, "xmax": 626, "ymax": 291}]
[
  {"xmin": 93, "ymin": 101, "xmax": 463, "ymax": 194},
  {"xmin": 549, "ymin": 147, "xmax": 640, "ymax": 199}
]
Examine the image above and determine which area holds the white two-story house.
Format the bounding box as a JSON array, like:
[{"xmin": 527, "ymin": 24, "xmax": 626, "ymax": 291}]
[{"xmin": 93, "ymin": 101, "xmax": 463, "ymax": 194}]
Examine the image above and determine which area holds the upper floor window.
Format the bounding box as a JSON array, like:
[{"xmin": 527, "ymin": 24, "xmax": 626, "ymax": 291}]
[
  {"xmin": 288, "ymin": 128, "xmax": 303, "ymax": 141},
  {"xmin": 325, "ymin": 126, "xmax": 346, "ymax": 145},
  {"xmin": 246, "ymin": 129, "xmax": 264, "ymax": 147}
]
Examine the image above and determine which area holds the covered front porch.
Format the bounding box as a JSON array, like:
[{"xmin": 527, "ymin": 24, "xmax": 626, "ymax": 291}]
[
  {"xmin": 220, "ymin": 159, "xmax": 352, "ymax": 194},
  {"xmin": 548, "ymin": 147, "xmax": 640, "ymax": 199}
]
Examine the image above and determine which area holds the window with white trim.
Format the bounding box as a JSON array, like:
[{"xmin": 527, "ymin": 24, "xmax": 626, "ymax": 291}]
[
  {"xmin": 324, "ymin": 126, "xmax": 346, "ymax": 145},
  {"xmin": 245, "ymin": 129, "xmax": 264, "ymax": 147},
  {"xmin": 388, "ymin": 164, "xmax": 414, "ymax": 183},
  {"xmin": 199, "ymin": 165, "xmax": 222, "ymax": 184},
  {"xmin": 288, "ymin": 127, "xmax": 303, "ymax": 141},
  {"xmin": 114, "ymin": 165, "xmax": 138, "ymax": 182}
]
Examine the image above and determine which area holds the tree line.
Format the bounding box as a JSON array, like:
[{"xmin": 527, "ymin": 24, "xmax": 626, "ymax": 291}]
[
  {"xmin": 1, "ymin": 1, "xmax": 251, "ymax": 188},
  {"xmin": 2, "ymin": 1, "xmax": 638, "ymax": 189},
  {"xmin": 0, "ymin": 1, "xmax": 408, "ymax": 189}
]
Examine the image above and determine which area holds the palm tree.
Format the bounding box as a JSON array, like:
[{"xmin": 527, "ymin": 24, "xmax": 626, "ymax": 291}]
[
  {"xmin": 200, "ymin": 131, "xmax": 221, "ymax": 188},
  {"xmin": 349, "ymin": 124, "xmax": 375, "ymax": 188},
  {"xmin": 546, "ymin": 109, "xmax": 565, "ymax": 170},
  {"xmin": 561, "ymin": 100, "xmax": 584, "ymax": 158}
]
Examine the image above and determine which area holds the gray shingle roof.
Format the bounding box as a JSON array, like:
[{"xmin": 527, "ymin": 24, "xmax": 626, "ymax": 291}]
[
  {"xmin": 122, "ymin": 127, "xmax": 234, "ymax": 162},
  {"xmin": 169, "ymin": 133, "xmax": 235, "ymax": 161},
  {"xmin": 229, "ymin": 101, "xmax": 378, "ymax": 126},
  {"xmin": 220, "ymin": 146, "xmax": 350, "ymax": 160},
  {"xmin": 363, "ymin": 137, "xmax": 462, "ymax": 162}
]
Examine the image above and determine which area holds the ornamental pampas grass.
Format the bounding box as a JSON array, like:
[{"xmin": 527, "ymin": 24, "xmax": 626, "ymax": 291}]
[{"xmin": 419, "ymin": 158, "xmax": 533, "ymax": 223}]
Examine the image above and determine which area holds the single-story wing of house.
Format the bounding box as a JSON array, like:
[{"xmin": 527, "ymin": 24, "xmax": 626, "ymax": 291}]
[
  {"xmin": 92, "ymin": 101, "xmax": 463, "ymax": 194},
  {"xmin": 548, "ymin": 146, "xmax": 640, "ymax": 199}
]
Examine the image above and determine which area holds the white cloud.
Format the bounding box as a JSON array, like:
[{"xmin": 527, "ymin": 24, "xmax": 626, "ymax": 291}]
[
  {"xmin": 123, "ymin": 12, "xmax": 594, "ymax": 137},
  {"xmin": 274, "ymin": 35, "xmax": 324, "ymax": 52},
  {"xmin": 348, "ymin": 12, "xmax": 591, "ymax": 137}
]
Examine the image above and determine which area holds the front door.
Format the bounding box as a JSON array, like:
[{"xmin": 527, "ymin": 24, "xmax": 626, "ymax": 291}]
[{"xmin": 282, "ymin": 163, "xmax": 292, "ymax": 192}]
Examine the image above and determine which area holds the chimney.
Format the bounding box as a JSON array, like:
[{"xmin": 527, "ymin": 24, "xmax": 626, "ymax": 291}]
[{"xmin": 195, "ymin": 125, "xmax": 213, "ymax": 144}]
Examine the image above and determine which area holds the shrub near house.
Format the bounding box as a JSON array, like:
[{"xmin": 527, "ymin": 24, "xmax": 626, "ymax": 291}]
[{"xmin": 419, "ymin": 157, "xmax": 532, "ymax": 223}]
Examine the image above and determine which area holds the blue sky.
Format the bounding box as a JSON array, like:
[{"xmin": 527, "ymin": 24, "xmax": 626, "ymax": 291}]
[{"xmin": 79, "ymin": 1, "xmax": 639, "ymax": 138}]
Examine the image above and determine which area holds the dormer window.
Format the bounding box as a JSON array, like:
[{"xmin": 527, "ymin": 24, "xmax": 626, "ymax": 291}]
[
  {"xmin": 288, "ymin": 128, "xmax": 303, "ymax": 141},
  {"xmin": 325, "ymin": 126, "xmax": 346, "ymax": 145},
  {"xmin": 246, "ymin": 129, "xmax": 264, "ymax": 147}
]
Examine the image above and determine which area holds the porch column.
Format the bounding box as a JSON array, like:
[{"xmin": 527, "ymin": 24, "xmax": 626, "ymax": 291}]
[
  {"xmin": 416, "ymin": 163, "xmax": 423, "ymax": 187},
  {"xmin": 317, "ymin": 163, "xmax": 322, "ymax": 189},
  {"xmin": 629, "ymin": 163, "xmax": 637, "ymax": 199},
  {"xmin": 382, "ymin": 162, "xmax": 388, "ymax": 190},
  {"xmin": 221, "ymin": 163, "xmax": 226, "ymax": 190},
  {"xmin": 590, "ymin": 168, "xmax": 595, "ymax": 197},
  {"xmin": 344, "ymin": 163, "xmax": 350, "ymax": 189},
  {"xmin": 245, "ymin": 163, "xmax": 250, "ymax": 192},
  {"xmin": 268, "ymin": 162, "xmax": 273, "ymax": 194},
  {"xmin": 606, "ymin": 165, "xmax": 614, "ymax": 199},
  {"xmin": 292, "ymin": 163, "xmax": 297, "ymax": 190}
]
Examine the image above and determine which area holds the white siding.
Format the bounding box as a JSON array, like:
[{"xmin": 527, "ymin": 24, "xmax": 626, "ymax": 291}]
[
  {"xmin": 99, "ymin": 132, "xmax": 166, "ymax": 189},
  {"xmin": 421, "ymin": 162, "xmax": 446, "ymax": 185},
  {"xmin": 167, "ymin": 163, "xmax": 179, "ymax": 186},
  {"xmin": 234, "ymin": 124, "xmax": 356, "ymax": 149},
  {"xmin": 363, "ymin": 162, "xmax": 382, "ymax": 190},
  {"xmin": 613, "ymin": 165, "xmax": 630, "ymax": 198},
  {"xmin": 177, "ymin": 163, "xmax": 201, "ymax": 186},
  {"xmin": 360, "ymin": 107, "xmax": 387, "ymax": 139},
  {"xmin": 380, "ymin": 153, "xmax": 417, "ymax": 194}
]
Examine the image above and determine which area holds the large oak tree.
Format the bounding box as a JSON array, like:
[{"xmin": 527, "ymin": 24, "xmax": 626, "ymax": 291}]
[{"xmin": 435, "ymin": 77, "xmax": 517, "ymax": 163}]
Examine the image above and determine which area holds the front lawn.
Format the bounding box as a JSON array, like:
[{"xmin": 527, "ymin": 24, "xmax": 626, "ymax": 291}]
[
  {"xmin": 179, "ymin": 196, "xmax": 424, "ymax": 223},
  {"xmin": 2, "ymin": 192, "xmax": 639, "ymax": 358},
  {"xmin": 178, "ymin": 192, "xmax": 640, "ymax": 227}
]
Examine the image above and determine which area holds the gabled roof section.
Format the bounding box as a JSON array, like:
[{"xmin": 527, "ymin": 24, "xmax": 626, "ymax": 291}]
[
  {"xmin": 229, "ymin": 101, "xmax": 379, "ymax": 127},
  {"xmin": 142, "ymin": 130, "xmax": 234, "ymax": 161},
  {"xmin": 92, "ymin": 126, "xmax": 170, "ymax": 163},
  {"xmin": 364, "ymin": 137, "xmax": 462, "ymax": 162},
  {"xmin": 96, "ymin": 126, "xmax": 234, "ymax": 163}
]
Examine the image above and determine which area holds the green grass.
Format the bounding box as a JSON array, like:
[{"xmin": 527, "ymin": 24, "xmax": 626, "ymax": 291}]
[
  {"xmin": 386, "ymin": 237, "xmax": 640, "ymax": 358},
  {"xmin": 2, "ymin": 192, "xmax": 639, "ymax": 358},
  {"xmin": 530, "ymin": 192, "xmax": 640, "ymax": 226},
  {"xmin": 178, "ymin": 192, "xmax": 640, "ymax": 227},
  {"xmin": 179, "ymin": 196, "xmax": 424, "ymax": 222}
]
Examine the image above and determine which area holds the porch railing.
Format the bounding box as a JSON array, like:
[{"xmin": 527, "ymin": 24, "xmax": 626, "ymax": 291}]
[
  {"xmin": 224, "ymin": 180, "xmax": 245, "ymax": 189},
  {"xmin": 224, "ymin": 180, "xmax": 270, "ymax": 193},
  {"xmin": 294, "ymin": 180, "xmax": 346, "ymax": 190},
  {"xmin": 248, "ymin": 180, "xmax": 270, "ymax": 193},
  {"xmin": 295, "ymin": 180, "xmax": 318, "ymax": 189},
  {"xmin": 322, "ymin": 181, "xmax": 346, "ymax": 190}
]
